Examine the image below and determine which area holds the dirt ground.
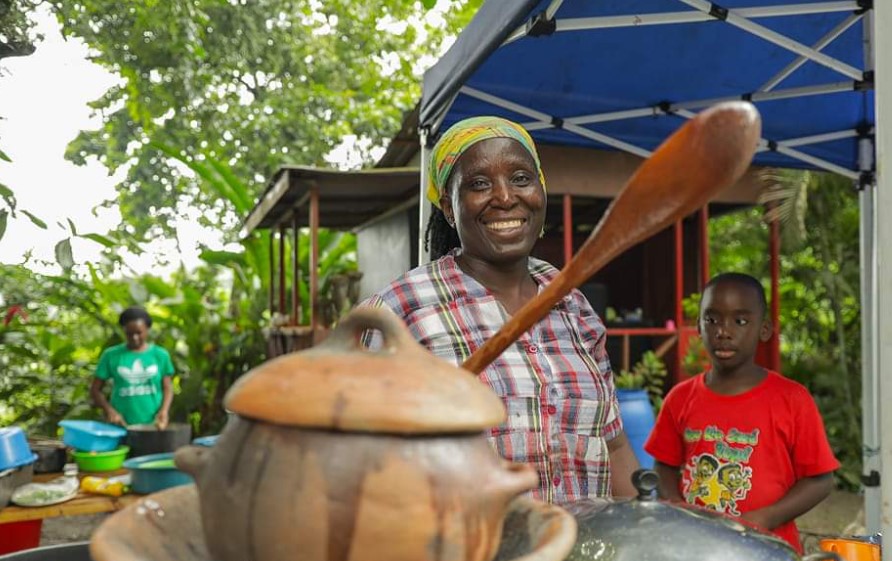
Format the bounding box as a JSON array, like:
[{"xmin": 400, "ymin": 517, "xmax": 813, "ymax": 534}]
[{"xmin": 38, "ymin": 489, "xmax": 867, "ymax": 552}]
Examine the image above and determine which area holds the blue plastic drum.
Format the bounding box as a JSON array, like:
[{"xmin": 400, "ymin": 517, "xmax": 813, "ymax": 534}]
[{"xmin": 616, "ymin": 388, "xmax": 655, "ymax": 468}]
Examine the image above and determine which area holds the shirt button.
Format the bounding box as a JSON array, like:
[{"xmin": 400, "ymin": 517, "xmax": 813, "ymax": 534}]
[
  {"xmin": 547, "ymin": 405, "xmax": 557, "ymax": 415},
  {"xmin": 527, "ymin": 344, "xmax": 538, "ymax": 353},
  {"xmin": 553, "ymin": 475, "xmax": 562, "ymax": 486}
]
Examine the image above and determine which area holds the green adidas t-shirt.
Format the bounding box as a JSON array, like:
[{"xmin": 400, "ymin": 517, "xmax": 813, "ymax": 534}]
[{"xmin": 95, "ymin": 343, "xmax": 175, "ymax": 425}]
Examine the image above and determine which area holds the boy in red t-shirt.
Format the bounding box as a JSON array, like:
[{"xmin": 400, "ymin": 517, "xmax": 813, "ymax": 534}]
[{"xmin": 644, "ymin": 273, "xmax": 839, "ymax": 553}]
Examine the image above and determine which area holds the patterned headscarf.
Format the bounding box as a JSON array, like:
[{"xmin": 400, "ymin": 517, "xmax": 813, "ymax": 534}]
[{"xmin": 426, "ymin": 116, "xmax": 546, "ymax": 209}]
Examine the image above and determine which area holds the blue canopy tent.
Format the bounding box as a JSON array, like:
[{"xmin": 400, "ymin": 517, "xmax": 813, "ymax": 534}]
[{"xmin": 419, "ymin": 0, "xmax": 890, "ymax": 536}]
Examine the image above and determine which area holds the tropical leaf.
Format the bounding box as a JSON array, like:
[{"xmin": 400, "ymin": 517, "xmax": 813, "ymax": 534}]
[
  {"xmin": 54, "ymin": 238, "xmax": 75, "ymax": 270},
  {"xmin": 81, "ymin": 233, "xmax": 117, "ymax": 248},
  {"xmin": 199, "ymin": 248, "xmax": 248, "ymax": 268},
  {"xmin": 21, "ymin": 210, "xmax": 47, "ymax": 229},
  {"xmin": 758, "ymin": 168, "xmax": 809, "ymax": 246},
  {"xmin": 0, "ymin": 210, "xmax": 7, "ymax": 242},
  {"xmin": 66, "ymin": 218, "xmax": 78, "ymax": 236},
  {"xmin": 0, "ymin": 182, "xmax": 13, "ymax": 203},
  {"xmin": 0, "ymin": 148, "xmax": 11, "ymax": 162}
]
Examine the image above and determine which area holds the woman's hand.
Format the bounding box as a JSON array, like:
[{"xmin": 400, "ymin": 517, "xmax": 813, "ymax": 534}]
[
  {"xmin": 154, "ymin": 410, "xmax": 169, "ymax": 430},
  {"xmin": 106, "ymin": 408, "xmax": 125, "ymax": 426}
]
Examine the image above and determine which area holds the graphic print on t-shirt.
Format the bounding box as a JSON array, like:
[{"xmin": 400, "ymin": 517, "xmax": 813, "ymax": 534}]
[
  {"xmin": 682, "ymin": 425, "xmax": 756, "ymax": 516},
  {"xmin": 116, "ymin": 359, "xmax": 159, "ymax": 397}
]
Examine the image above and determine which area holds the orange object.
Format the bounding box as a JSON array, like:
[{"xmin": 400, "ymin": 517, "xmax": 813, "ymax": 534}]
[{"xmin": 819, "ymin": 538, "xmax": 881, "ymax": 561}]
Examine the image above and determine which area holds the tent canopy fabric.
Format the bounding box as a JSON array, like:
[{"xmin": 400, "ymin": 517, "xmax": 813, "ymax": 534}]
[
  {"xmin": 418, "ymin": 0, "xmax": 883, "ymax": 533},
  {"xmin": 421, "ymin": 0, "xmax": 875, "ymax": 179}
]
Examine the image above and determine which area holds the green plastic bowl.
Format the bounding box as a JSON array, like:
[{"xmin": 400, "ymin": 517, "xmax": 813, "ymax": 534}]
[{"xmin": 72, "ymin": 445, "xmax": 130, "ymax": 472}]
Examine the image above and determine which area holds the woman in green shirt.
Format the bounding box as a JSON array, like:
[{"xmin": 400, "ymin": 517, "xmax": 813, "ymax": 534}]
[{"xmin": 90, "ymin": 306, "xmax": 175, "ymax": 428}]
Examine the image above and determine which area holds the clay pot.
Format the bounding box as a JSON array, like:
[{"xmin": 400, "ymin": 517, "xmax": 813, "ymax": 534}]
[{"xmin": 175, "ymin": 307, "xmax": 538, "ymax": 561}]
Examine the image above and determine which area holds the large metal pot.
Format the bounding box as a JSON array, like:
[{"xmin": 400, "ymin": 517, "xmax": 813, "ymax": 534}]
[
  {"xmin": 171, "ymin": 307, "xmax": 543, "ymax": 561},
  {"xmin": 562, "ymin": 470, "xmax": 840, "ymax": 561},
  {"xmin": 125, "ymin": 422, "xmax": 192, "ymax": 457}
]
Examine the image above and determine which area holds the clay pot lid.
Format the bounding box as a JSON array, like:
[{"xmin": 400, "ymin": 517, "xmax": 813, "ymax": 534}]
[{"xmin": 224, "ymin": 307, "xmax": 506, "ymax": 433}]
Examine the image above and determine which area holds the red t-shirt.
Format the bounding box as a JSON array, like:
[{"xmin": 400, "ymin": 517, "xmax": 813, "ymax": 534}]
[{"xmin": 644, "ymin": 371, "xmax": 839, "ymax": 553}]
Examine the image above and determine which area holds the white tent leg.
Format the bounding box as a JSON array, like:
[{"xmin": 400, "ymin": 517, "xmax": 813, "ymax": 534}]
[
  {"xmin": 860, "ymin": 173, "xmax": 881, "ymax": 534},
  {"xmin": 418, "ymin": 130, "xmax": 432, "ymax": 266},
  {"xmin": 874, "ymin": 0, "xmax": 892, "ymax": 549},
  {"xmin": 861, "ymin": 7, "xmax": 881, "ymax": 536}
]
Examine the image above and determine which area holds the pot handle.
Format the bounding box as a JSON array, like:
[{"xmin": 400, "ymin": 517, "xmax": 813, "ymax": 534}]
[
  {"xmin": 320, "ymin": 307, "xmax": 418, "ymax": 353},
  {"xmin": 174, "ymin": 445, "xmax": 210, "ymax": 479},
  {"xmin": 490, "ymin": 460, "xmax": 539, "ymax": 500},
  {"xmin": 803, "ymin": 553, "xmax": 843, "ymax": 561}
]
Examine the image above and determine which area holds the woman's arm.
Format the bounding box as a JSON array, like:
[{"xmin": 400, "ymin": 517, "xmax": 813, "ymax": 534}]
[
  {"xmin": 90, "ymin": 378, "xmax": 124, "ymax": 425},
  {"xmin": 608, "ymin": 431, "xmax": 640, "ymax": 497},
  {"xmin": 654, "ymin": 461, "xmax": 684, "ymax": 502},
  {"xmin": 740, "ymin": 473, "xmax": 834, "ymax": 530},
  {"xmin": 154, "ymin": 376, "xmax": 174, "ymax": 430}
]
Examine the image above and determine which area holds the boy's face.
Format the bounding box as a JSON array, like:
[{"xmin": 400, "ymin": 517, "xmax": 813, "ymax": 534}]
[
  {"xmin": 123, "ymin": 319, "xmax": 149, "ymax": 350},
  {"xmin": 698, "ymin": 281, "xmax": 772, "ymax": 373}
]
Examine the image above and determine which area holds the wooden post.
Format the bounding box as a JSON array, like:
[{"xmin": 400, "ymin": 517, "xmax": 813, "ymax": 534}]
[
  {"xmin": 278, "ymin": 223, "xmax": 286, "ymax": 318},
  {"xmin": 292, "ymin": 214, "xmax": 300, "ymax": 325},
  {"xmin": 563, "ymin": 194, "xmax": 573, "ymax": 267},
  {"xmin": 674, "ymin": 220, "xmax": 684, "ymax": 380},
  {"xmin": 699, "ymin": 205, "xmax": 710, "ymax": 287},
  {"xmin": 309, "ymin": 186, "xmax": 320, "ymax": 329},
  {"xmin": 769, "ymin": 217, "xmax": 781, "ymax": 371},
  {"xmin": 268, "ymin": 230, "xmax": 275, "ymax": 314}
]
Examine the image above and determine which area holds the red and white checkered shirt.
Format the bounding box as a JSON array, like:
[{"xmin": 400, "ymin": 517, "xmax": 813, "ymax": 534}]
[{"xmin": 362, "ymin": 250, "xmax": 622, "ymax": 502}]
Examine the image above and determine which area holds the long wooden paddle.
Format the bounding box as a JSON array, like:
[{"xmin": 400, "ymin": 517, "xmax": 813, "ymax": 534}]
[{"xmin": 461, "ymin": 101, "xmax": 762, "ymax": 374}]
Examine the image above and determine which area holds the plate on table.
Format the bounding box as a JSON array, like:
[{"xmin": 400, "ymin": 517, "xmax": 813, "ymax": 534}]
[{"xmin": 11, "ymin": 479, "xmax": 78, "ymax": 507}]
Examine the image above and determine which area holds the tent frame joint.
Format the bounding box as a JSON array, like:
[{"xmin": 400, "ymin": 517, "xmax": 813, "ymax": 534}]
[
  {"xmin": 858, "ymin": 171, "xmax": 876, "ymax": 191},
  {"xmin": 862, "ymin": 470, "xmax": 881, "ymax": 488},
  {"xmin": 856, "ymin": 0, "xmax": 872, "ymax": 15},
  {"xmin": 708, "ymin": 2, "xmax": 729, "ymax": 21},
  {"xmin": 857, "ymin": 70, "xmax": 875, "ymax": 89},
  {"xmin": 528, "ymin": 11, "xmax": 557, "ymax": 37}
]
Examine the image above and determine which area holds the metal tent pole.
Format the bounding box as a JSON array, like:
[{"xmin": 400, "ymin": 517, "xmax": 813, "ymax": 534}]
[
  {"xmin": 418, "ymin": 129, "xmax": 432, "ymax": 266},
  {"xmin": 873, "ymin": 0, "xmax": 892, "ymax": 549}
]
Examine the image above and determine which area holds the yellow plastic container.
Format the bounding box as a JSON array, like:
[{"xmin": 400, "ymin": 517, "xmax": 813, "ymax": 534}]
[{"xmin": 80, "ymin": 476, "xmax": 127, "ymax": 497}]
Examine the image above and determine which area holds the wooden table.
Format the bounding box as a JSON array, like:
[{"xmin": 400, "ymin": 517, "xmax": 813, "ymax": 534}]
[{"xmin": 0, "ymin": 470, "xmax": 141, "ymax": 524}]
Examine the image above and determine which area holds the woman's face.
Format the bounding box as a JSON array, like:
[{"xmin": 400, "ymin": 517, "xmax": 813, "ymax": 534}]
[
  {"xmin": 440, "ymin": 137, "xmax": 546, "ymax": 266},
  {"xmin": 123, "ymin": 319, "xmax": 150, "ymax": 350}
]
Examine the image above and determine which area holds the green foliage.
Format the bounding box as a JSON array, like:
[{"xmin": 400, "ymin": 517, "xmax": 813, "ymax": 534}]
[
  {"xmin": 682, "ymin": 335, "xmax": 710, "ymax": 377},
  {"xmin": 0, "ymin": 0, "xmax": 41, "ymax": 61},
  {"xmin": 0, "ymin": 259, "xmax": 266, "ymax": 436},
  {"xmin": 615, "ymin": 351, "xmax": 668, "ymax": 410},
  {"xmin": 710, "ymin": 171, "xmax": 862, "ymax": 490},
  {"xmin": 48, "ymin": 0, "xmax": 482, "ymax": 246},
  {"xmin": 681, "ymin": 292, "xmax": 701, "ymax": 323}
]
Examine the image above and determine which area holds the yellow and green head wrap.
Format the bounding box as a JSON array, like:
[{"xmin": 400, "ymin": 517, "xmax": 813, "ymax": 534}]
[{"xmin": 426, "ymin": 116, "xmax": 546, "ymax": 209}]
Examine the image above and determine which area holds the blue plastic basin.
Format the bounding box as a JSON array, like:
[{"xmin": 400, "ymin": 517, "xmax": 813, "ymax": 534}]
[
  {"xmin": 0, "ymin": 427, "xmax": 37, "ymax": 471},
  {"xmin": 123, "ymin": 452, "xmax": 194, "ymax": 494},
  {"xmin": 58, "ymin": 420, "xmax": 126, "ymax": 452},
  {"xmin": 191, "ymin": 435, "xmax": 219, "ymax": 447}
]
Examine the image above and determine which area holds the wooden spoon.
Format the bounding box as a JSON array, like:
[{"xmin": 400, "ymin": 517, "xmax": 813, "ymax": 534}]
[{"xmin": 461, "ymin": 101, "xmax": 762, "ymax": 374}]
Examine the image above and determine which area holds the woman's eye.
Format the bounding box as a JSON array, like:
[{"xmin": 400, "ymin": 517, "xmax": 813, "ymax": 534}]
[
  {"xmin": 468, "ymin": 178, "xmax": 489, "ymax": 190},
  {"xmin": 736, "ymin": 318, "xmax": 749, "ymax": 326},
  {"xmin": 703, "ymin": 316, "xmax": 716, "ymax": 324},
  {"xmin": 512, "ymin": 172, "xmax": 532, "ymax": 185}
]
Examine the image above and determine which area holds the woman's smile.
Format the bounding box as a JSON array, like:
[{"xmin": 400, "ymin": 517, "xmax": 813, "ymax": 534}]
[{"xmin": 483, "ymin": 217, "xmax": 527, "ymax": 233}]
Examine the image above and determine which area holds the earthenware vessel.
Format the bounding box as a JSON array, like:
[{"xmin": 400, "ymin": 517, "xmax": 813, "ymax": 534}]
[
  {"xmin": 89, "ymin": 484, "xmax": 578, "ymax": 561},
  {"xmin": 174, "ymin": 307, "xmax": 539, "ymax": 561}
]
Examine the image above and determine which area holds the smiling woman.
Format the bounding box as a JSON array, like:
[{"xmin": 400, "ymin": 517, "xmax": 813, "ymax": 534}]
[{"xmin": 361, "ymin": 116, "xmax": 639, "ymax": 504}]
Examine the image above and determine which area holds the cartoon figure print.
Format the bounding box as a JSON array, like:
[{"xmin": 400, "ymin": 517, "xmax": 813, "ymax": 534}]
[{"xmin": 683, "ymin": 453, "xmax": 752, "ymax": 515}]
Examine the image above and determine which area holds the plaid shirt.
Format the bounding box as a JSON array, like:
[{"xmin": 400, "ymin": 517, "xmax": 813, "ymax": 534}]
[{"xmin": 362, "ymin": 250, "xmax": 622, "ymax": 502}]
